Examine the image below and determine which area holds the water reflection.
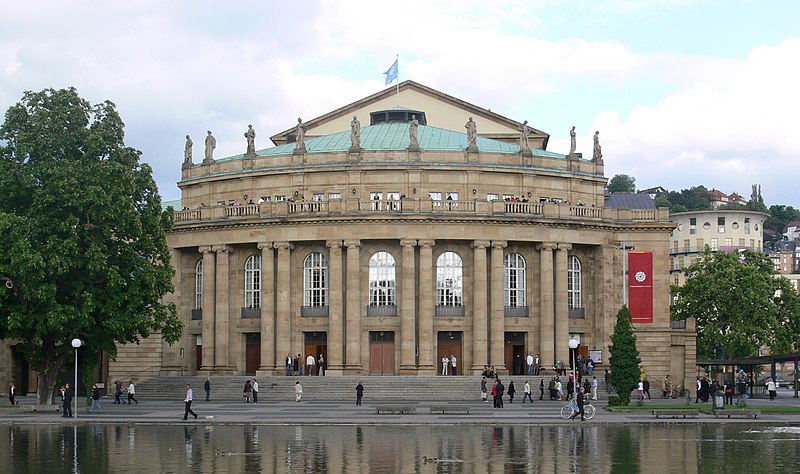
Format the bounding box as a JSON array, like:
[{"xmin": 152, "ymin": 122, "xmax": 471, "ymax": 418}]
[{"xmin": 1, "ymin": 424, "xmax": 799, "ymax": 473}]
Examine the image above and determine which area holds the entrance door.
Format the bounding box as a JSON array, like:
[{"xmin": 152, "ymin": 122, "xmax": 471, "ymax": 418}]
[
  {"xmin": 304, "ymin": 332, "xmax": 328, "ymax": 375},
  {"xmin": 245, "ymin": 333, "xmax": 260, "ymax": 375},
  {"xmin": 504, "ymin": 332, "xmax": 526, "ymax": 375},
  {"xmin": 196, "ymin": 336, "xmax": 203, "ymax": 372},
  {"xmin": 437, "ymin": 332, "xmax": 463, "ymax": 375},
  {"xmin": 369, "ymin": 332, "xmax": 395, "ymax": 375}
]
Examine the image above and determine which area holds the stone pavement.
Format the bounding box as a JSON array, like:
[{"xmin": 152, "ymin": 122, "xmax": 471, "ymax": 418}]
[{"xmin": 3, "ymin": 387, "xmax": 799, "ymax": 426}]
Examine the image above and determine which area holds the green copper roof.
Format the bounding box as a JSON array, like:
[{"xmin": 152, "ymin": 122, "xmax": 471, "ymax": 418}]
[{"xmin": 216, "ymin": 123, "xmax": 567, "ymax": 161}]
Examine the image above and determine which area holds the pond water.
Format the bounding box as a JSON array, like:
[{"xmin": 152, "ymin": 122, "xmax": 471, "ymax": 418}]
[{"xmin": 2, "ymin": 423, "xmax": 799, "ymax": 473}]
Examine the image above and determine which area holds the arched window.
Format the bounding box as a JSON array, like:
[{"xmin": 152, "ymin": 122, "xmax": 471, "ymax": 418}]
[
  {"xmin": 194, "ymin": 259, "xmax": 203, "ymax": 310},
  {"xmin": 369, "ymin": 252, "xmax": 396, "ymax": 306},
  {"xmin": 436, "ymin": 252, "xmax": 463, "ymax": 306},
  {"xmin": 244, "ymin": 255, "xmax": 261, "ymax": 308},
  {"xmin": 504, "ymin": 253, "xmax": 526, "ymax": 307},
  {"xmin": 567, "ymin": 255, "xmax": 582, "ymax": 309},
  {"xmin": 304, "ymin": 252, "xmax": 328, "ymax": 307}
]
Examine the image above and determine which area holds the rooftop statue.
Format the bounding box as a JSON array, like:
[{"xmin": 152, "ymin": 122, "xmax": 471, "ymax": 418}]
[
  {"xmin": 204, "ymin": 131, "xmax": 216, "ymax": 164},
  {"xmin": 184, "ymin": 135, "xmax": 193, "ymax": 163},
  {"xmin": 465, "ymin": 117, "xmax": 477, "ymax": 150},
  {"xmin": 245, "ymin": 124, "xmax": 255, "ymax": 154},
  {"xmin": 569, "ymin": 126, "xmax": 576, "ymax": 155},
  {"xmin": 351, "ymin": 116, "xmax": 361, "ymax": 148},
  {"xmin": 592, "ymin": 131, "xmax": 603, "ymax": 163},
  {"xmin": 409, "ymin": 114, "xmax": 419, "ymax": 149},
  {"xmin": 519, "ymin": 120, "xmax": 531, "ymax": 152},
  {"xmin": 295, "ymin": 118, "xmax": 306, "ymax": 151}
]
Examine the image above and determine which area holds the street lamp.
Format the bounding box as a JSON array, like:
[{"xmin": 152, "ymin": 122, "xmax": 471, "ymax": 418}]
[
  {"xmin": 71, "ymin": 338, "xmax": 82, "ymax": 418},
  {"xmin": 569, "ymin": 337, "xmax": 579, "ymax": 393}
]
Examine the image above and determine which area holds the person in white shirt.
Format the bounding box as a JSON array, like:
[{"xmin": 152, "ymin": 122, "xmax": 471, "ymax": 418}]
[
  {"xmin": 527, "ymin": 353, "xmax": 534, "ymax": 375},
  {"xmin": 522, "ymin": 380, "xmax": 533, "ymax": 403},
  {"xmin": 306, "ymin": 354, "xmax": 315, "ymax": 376},
  {"xmin": 183, "ymin": 384, "xmax": 197, "ymax": 420},
  {"xmin": 252, "ymin": 379, "xmax": 259, "ymax": 403},
  {"xmin": 450, "ymin": 355, "xmax": 457, "ymax": 376},
  {"xmin": 295, "ymin": 381, "xmax": 303, "ymax": 402},
  {"xmin": 442, "ymin": 355, "xmax": 449, "ymax": 375},
  {"xmin": 591, "ymin": 376, "xmax": 599, "ymax": 400},
  {"xmin": 127, "ymin": 381, "xmax": 138, "ymax": 404}
]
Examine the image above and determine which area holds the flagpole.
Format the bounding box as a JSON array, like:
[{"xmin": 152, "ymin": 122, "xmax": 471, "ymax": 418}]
[{"xmin": 395, "ymin": 54, "xmax": 400, "ymax": 107}]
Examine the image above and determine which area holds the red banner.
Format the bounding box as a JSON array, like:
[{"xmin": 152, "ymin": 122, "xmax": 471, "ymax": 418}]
[{"xmin": 628, "ymin": 251, "xmax": 653, "ymax": 323}]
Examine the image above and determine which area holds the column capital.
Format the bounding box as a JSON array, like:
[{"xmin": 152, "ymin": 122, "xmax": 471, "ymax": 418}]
[
  {"xmin": 536, "ymin": 242, "xmax": 557, "ymax": 251},
  {"xmin": 400, "ymin": 239, "xmax": 418, "ymax": 248},
  {"xmin": 212, "ymin": 244, "xmax": 230, "ymax": 254},
  {"xmin": 199, "ymin": 245, "xmax": 214, "ymax": 254},
  {"xmin": 273, "ymin": 242, "xmax": 293, "ymax": 250},
  {"xmin": 257, "ymin": 241, "xmax": 273, "ymax": 250},
  {"xmin": 418, "ymin": 239, "xmax": 436, "ymax": 249},
  {"xmin": 557, "ymin": 243, "xmax": 573, "ymax": 252},
  {"xmin": 491, "ymin": 241, "xmax": 507, "ymax": 250},
  {"xmin": 472, "ymin": 240, "xmax": 491, "ymax": 250},
  {"xmin": 326, "ymin": 240, "xmax": 343, "ymax": 250},
  {"xmin": 344, "ymin": 240, "xmax": 361, "ymax": 249}
]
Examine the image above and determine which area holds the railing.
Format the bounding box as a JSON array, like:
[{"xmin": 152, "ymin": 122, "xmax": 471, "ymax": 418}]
[
  {"xmin": 367, "ymin": 305, "xmax": 397, "ymax": 317},
  {"xmin": 241, "ymin": 307, "xmax": 261, "ymax": 318},
  {"xmin": 226, "ymin": 204, "xmax": 260, "ymax": 217},
  {"xmin": 570, "ymin": 206, "xmax": 603, "ymax": 219},
  {"xmin": 301, "ymin": 305, "xmax": 329, "ymax": 317},
  {"xmin": 435, "ymin": 305, "xmax": 465, "ymax": 317},
  {"xmin": 359, "ymin": 200, "xmax": 403, "ymax": 212},
  {"xmin": 191, "ymin": 309, "xmax": 203, "ymax": 320},
  {"xmin": 504, "ymin": 202, "xmax": 542, "ymax": 214},
  {"xmin": 430, "ymin": 200, "xmax": 475, "ymax": 213},
  {"xmin": 504, "ymin": 306, "xmax": 529, "ymax": 317},
  {"xmin": 288, "ymin": 201, "xmax": 328, "ymax": 214},
  {"xmin": 568, "ymin": 307, "xmax": 586, "ymax": 319}
]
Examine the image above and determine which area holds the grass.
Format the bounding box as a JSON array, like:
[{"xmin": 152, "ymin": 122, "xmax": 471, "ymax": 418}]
[{"xmin": 606, "ymin": 402, "xmax": 800, "ymax": 413}]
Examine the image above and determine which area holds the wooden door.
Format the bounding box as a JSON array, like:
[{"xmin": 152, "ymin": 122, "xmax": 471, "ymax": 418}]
[
  {"xmin": 436, "ymin": 332, "xmax": 463, "ymax": 375},
  {"xmin": 245, "ymin": 333, "xmax": 260, "ymax": 375},
  {"xmin": 196, "ymin": 345, "xmax": 203, "ymax": 372},
  {"xmin": 369, "ymin": 332, "xmax": 395, "ymax": 375}
]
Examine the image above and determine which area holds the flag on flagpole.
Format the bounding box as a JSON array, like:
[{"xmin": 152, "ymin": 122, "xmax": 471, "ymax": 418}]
[{"xmin": 384, "ymin": 59, "xmax": 398, "ymax": 85}]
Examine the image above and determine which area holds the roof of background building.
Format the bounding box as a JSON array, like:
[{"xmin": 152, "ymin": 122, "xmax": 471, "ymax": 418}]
[
  {"xmin": 216, "ymin": 123, "xmax": 567, "ymax": 162},
  {"xmin": 604, "ymin": 192, "xmax": 657, "ymax": 210}
]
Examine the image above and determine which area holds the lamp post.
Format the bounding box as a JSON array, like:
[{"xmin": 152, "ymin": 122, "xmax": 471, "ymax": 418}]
[
  {"xmin": 569, "ymin": 337, "xmax": 579, "ymax": 392},
  {"xmin": 71, "ymin": 338, "xmax": 82, "ymax": 418}
]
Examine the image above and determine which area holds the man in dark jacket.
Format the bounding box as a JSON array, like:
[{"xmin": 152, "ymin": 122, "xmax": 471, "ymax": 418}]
[
  {"xmin": 63, "ymin": 383, "xmax": 74, "ymax": 418},
  {"xmin": 571, "ymin": 387, "xmax": 586, "ymax": 421},
  {"xmin": 494, "ymin": 379, "xmax": 505, "ymax": 408}
]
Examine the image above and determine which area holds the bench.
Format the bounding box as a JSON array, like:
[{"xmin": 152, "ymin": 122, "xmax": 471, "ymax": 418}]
[
  {"xmin": 713, "ymin": 409, "xmax": 760, "ymax": 419},
  {"xmin": 651, "ymin": 409, "xmax": 700, "ymax": 418},
  {"xmin": 374, "ymin": 406, "xmax": 416, "ymax": 415},
  {"xmin": 429, "ymin": 405, "xmax": 470, "ymax": 415}
]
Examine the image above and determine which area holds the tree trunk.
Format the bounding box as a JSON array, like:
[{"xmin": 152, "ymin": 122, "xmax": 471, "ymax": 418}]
[{"xmin": 35, "ymin": 352, "xmax": 68, "ymax": 406}]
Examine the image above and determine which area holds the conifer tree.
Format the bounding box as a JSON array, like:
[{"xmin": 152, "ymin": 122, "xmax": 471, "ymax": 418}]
[{"xmin": 608, "ymin": 305, "xmax": 641, "ymax": 405}]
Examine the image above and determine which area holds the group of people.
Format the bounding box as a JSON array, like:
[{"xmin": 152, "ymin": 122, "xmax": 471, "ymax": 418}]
[
  {"xmin": 242, "ymin": 379, "xmax": 259, "ymax": 403},
  {"xmin": 285, "ymin": 353, "xmax": 325, "ymax": 376},
  {"xmin": 441, "ymin": 355, "xmax": 458, "ymax": 375}
]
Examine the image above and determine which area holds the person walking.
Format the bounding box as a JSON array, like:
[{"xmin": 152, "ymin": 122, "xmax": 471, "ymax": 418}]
[
  {"xmin": 63, "ymin": 383, "xmax": 74, "ymax": 418},
  {"xmin": 243, "ymin": 380, "xmax": 252, "ymax": 403},
  {"xmin": 507, "ymin": 380, "xmax": 516, "ymax": 403},
  {"xmin": 522, "ymin": 380, "xmax": 533, "ymax": 403},
  {"xmin": 539, "ymin": 378, "xmax": 545, "ymax": 400},
  {"xmin": 481, "ymin": 376, "xmax": 488, "ymax": 402},
  {"xmin": 114, "ymin": 380, "xmax": 126, "ymax": 404},
  {"xmin": 643, "ymin": 377, "xmax": 651, "ymax": 399},
  {"xmin": 306, "ymin": 353, "xmax": 316, "ymax": 376},
  {"xmin": 766, "ymin": 378, "xmax": 777, "ymax": 401},
  {"xmin": 286, "ymin": 353, "xmax": 293, "ymax": 376},
  {"xmin": 127, "ymin": 380, "xmax": 138, "ymax": 405},
  {"xmin": 317, "ymin": 354, "xmax": 325, "ymax": 376},
  {"xmin": 494, "ymin": 379, "xmax": 505, "ymax": 408},
  {"xmin": 571, "ymin": 387, "xmax": 586, "ymax": 421},
  {"xmin": 295, "ymin": 381, "xmax": 303, "ymax": 402},
  {"xmin": 183, "ymin": 384, "xmax": 198, "ymax": 420},
  {"xmin": 591, "ymin": 376, "xmax": 599, "ymax": 400},
  {"xmin": 204, "ymin": 378, "xmax": 211, "ymax": 401},
  {"xmin": 9, "ymin": 382, "xmax": 17, "ymax": 406},
  {"xmin": 88, "ymin": 383, "xmax": 103, "ymax": 413},
  {"xmin": 252, "ymin": 379, "xmax": 259, "ymax": 403},
  {"xmin": 527, "ymin": 353, "xmax": 534, "ymax": 376},
  {"xmin": 356, "ymin": 381, "xmax": 364, "ymax": 406}
]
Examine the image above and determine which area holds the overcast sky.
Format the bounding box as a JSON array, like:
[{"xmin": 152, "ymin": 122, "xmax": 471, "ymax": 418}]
[{"xmin": 2, "ymin": 1, "xmax": 798, "ymax": 206}]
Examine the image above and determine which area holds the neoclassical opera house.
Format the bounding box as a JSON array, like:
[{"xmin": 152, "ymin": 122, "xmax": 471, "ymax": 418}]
[{"xmin": 111, "ymin": 81, "xmax": 695, "ymax": 386}]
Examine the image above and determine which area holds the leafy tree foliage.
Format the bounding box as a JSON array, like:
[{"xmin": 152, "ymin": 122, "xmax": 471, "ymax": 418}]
[
  {"xmin": 766, "ymin": 205, "xmax": 800, "ymax": 240},
  {"xmin": 607, "ymin": 174, "xmax": 636, "ymax": 193},
  {"xmin": 0, "ymin": 88, "xmax": 182, "ymax": 404},
  {"xmin": 608, "ymin": 306, "xmax": 641, "ymax": 405},
  {"xmin": 654, "ymin": 186, "xmax": 712, "ymax": 213},
  {"xmin": 671, "ymin": 249, "xmax": 800, "ymax": 360}
]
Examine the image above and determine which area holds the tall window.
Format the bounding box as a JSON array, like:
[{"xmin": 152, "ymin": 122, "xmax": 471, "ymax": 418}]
[
  {"xmin": 244, "ymin": 255, "xmax": 261, "ymax": 308},
  {"xmin": 567, "ymin": 255, "xmax": 582, "ymax": 309},
  {"xmin": 304, "ymin": 252, "xmax": 328, "ymax": 307},
  {"xmin": 436, "ymin": 252, "xmax": 463, "ymax": 306},
  {"xmin": 504, "ymin": 253, "xmax": 526, "ymax": 307},
  {"xmin": 194, "ymin": 259, "xmax": 203, "ymax": 309},
  {"xmin": 368, "ymin": 252, "xmax": 396, "ymax": 306}
]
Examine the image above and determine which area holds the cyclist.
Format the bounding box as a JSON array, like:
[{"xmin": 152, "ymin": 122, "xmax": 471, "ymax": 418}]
[{"xmin": 571, "ymin": 387, "xmax": 586, "ymax": 421}]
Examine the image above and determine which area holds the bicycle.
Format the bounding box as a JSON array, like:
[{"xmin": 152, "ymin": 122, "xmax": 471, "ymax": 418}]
[{"xmin": 560, "ymin": 399, "xmax": 596, "ymax": 420}]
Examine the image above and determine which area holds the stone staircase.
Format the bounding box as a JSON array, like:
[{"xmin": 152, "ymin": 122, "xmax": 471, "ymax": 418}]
[{"xmin": 133, "ymin": 375, "xmax": 607, "ymax": 402}]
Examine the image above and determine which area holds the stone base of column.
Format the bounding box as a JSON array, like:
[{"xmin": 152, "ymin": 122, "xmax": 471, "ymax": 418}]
[
  {"xmin": 416, "ymin": 364, "xmax": 437, "ymax": 375},
  {"xmin": 255, "ymin": 367, "xmax": 282, "ymax": 377},
  {"xmin": 158, "ymin": 365, "xmax": 185, "ymax": 376},
  {"xmin": 342, "ymin": 365, "xmax": 363, "ymax": 375},
  {"xmin": 470, "ymin": 364, "xmax": 487, "ymax": 375},
  {"xmin": 210, "ymin": 366, "xmax": 237, "ymax": 375},
  {"xmin": 324, "ymin": 366, "xmax": 345, "ymax": 376}
]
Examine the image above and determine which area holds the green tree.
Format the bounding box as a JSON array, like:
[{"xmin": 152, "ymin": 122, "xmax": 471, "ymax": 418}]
[
  {"xmin": 671, "ymin": 248, "xmax": 800, "ymax": 360},
  {"xmin": 607, "ymin": 174, "xmax": 636, "ymax": 193},
  {"xmin": 0, "ymin": 88, "xmax": 182, "ymax": 404},
  {"xmin": 608, "ymin": 305, "xmax": 641, "ymax": 405},
  {"xmin": 766, "ymin": 205, "xmax": 800, "ymax": 241}
]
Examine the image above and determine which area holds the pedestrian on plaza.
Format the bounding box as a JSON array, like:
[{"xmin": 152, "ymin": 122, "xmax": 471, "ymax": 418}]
[
  {"xmin": 766, "ymin": 378, "xmax": 777, "ymax": 401},
  {"xmin": 481, "ymin": 376, "xmax": 488, "ymax": 402},
  {"xmin": 539, "ymin": 378, "xmax": 545, "ymax": 400},
  {"xmin": 318, "ymin": 354, "xmax": 325, "ymax": 376},
  {"xmin": 127, "ymin": 380, "xmax": 138, "ymax": 405},
  {"xmin": 450, "ymin": 354, "xmax": 458, "ymax": 376},
  {"xmin": 662, "ymin": 375, "xmax": 672, "ymax": 399},
  {"xmin": 243, "ymin": 380, "xmax": 252, "ymax": 402},
  {"xmin": 507, "ymin": 380, "xmax": 516, "ymax": 403},
  {"xmin": 548, "ymin": 377, "xmax": 556, "ymax": 400},
  {"xmin": 556, "ymin": 378, "xmax": 563, "ymax": 400},
  {"xmin": 571, "ymin": 387, "xmax": 586, "ymax": 421},
  {"xmin": 637, "ymin": 380, "xmax": 645, "ymax": 401},
  {"xmin": 295, "ymin": 381, "xmax": 303, "ymax": 402},
  {"xmin": 534, "ymin": 354, "xmax": 541, "ymax": 375},
  {"xmin": 527, "ymin": 353, "xmax": 534, "ymax": 376},
  {"xmin": 204, "ymin": 378, "xmax": 211, "ymax": 401},
  {"xmin": 494, "ymin": 379, "xmax": 505, "ymax": 408},
  {"xmin": 522, "ymin": 380, "xmax": 533, "ymax": 403},
  {"xmin": 306, "ymin": 353, "xmax": 316, "ymax": 376},
  {"xmin": 114, "ymin": 380, "xmax": 126, "ymax": 404},
  {"xmin": 252, "ymin": 379, "xmax": 259, "ymax": 403},
  {"xmin": 591, "ymin": 376, "xmax": 599, "ymax": 400},
  {"xmin": 587, "ymin": 358, "xmax": 594, "ymax": 376},
  {"xmin": 183, "ymin": 383, "xmax": 197, "ymax": 420},
  {"xmin": 8, "ymin": 382, "xmax": 17, "ymax": 406},
  {"xmin": 89, "ymin": 383, "xmax": 103, "ymax": 413},
  {"xmin": 297, "ymin": 354, "xmax": 304, "ymax": 376},
  {"xmin": 356, "ymin": 381, "xmax": 364, "ymax": 406},
  {"xmin": 724, "ymin": 381, "xmax": 735, "ymax": 405},
  {"xmin": 566, "ymin": 376, "xmax": 575, "ymax": 401},
  {"xmin": 513, "ymin": 354, "xmax": 523, "ymax": 375},
  {"xmin": 442, "ymin": 355, "xmax": 449, "ymax": 376},
  {"xmin": 491, "ymin": 379, "xmax": 498, "ymax": 406},
  {"xmin": 605, "ymin": 369, "xmax": 612, "ymax": 393},
  {"xmin": 643, "ymin": 377, "xmax": 651, "ymax": 399},
  {"xmin": 695, "ymin": 377, "xmax": 702, "ymax": 403},
  {"xmin": 62, "ymin": 383, "xmax": 74, "ymax": 418},
  {"xmin": 286, "ymin": 353, "xmax": 293, "ymax": 376}
]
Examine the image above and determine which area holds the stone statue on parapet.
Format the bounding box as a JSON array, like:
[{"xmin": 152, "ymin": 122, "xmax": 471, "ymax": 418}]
[
  {"xmin": 408, "ymin": 114, "xmax": 419, "ymax": 150},
  {"xmin": 295, "ymin": 118, "xmax": 307, "ymax": 152},
  {"xmin": 245, "ymin": 124, "xmax": 256, "ymax": 155},
  {"xmin": 569, "ymin": 126, "xmax": 576, "ymax": 155},
  {"xmin": 351, "ymin": 115, "xmax": 361, "ymax": 149},
  {"xmin": 519, "ymin": 120, "xmax": 531, "ymax": 155},
  {"xmin": 465, "ymin": 116, "xmax": 478, "ymax": 151},
  {"xmin": 203, "ymin": 130, "xmax": 216, "ymax": 164},
  {"xmin": 592, "ymin": 131, "xmax": 603, "ymax": 163},
  {"xmin": 184, "ymin": 135, "xmax": 193, "ymax": 163}
]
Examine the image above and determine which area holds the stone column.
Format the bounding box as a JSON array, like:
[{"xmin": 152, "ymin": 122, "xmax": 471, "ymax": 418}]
[
  {"xmin": 326, "ymin": 240, "xmax": 344, "ymax": 374},
  {"xmin": 274, "ymin": 242, "xmax": 293, "ymax": 367},
  {"xmin": 257, "ymin": 242, "xmax": 275, "ymax": 375},
  {"xmin": 213, "ymin": 245, "xmax": 231, "ymax": 372},
  {"xmin": 471, "ymin": 241, "xmax": 490, "ymax": 373},
  {"xmin": 538, "ymin": 243, "xmax": 556, "ymax": 368},
  {"xmin": 400, "ymin": 239, "xmax": 418, "ymax": 374},
  {"xmin": 344, "ymin": 240, "xmax": 363, "ymax": 372},
  {"xmin": 555, "ymin": 244, "xmax": 572, "ymax": 368},
  {"xmin": 418, "ymin": 240, "xmax": 436, "ymax": 373},
  {"xmin": 490, "ymin": 241, "xmax": 507, "ymax": 372},
  {"xmin": 199, "ymin": 246, "xmax": 216, "ymax": 371}
]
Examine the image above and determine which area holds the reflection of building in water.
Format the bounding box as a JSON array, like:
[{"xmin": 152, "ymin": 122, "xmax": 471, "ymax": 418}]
[{"xmin": 97, "ymin": 80, "xmax": 694, "ymax": 392}]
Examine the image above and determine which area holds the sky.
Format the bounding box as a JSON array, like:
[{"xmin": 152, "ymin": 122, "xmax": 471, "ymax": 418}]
[{"xmin": 2, "ymin": 0, "xmax": 799, "ymax": 206}]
